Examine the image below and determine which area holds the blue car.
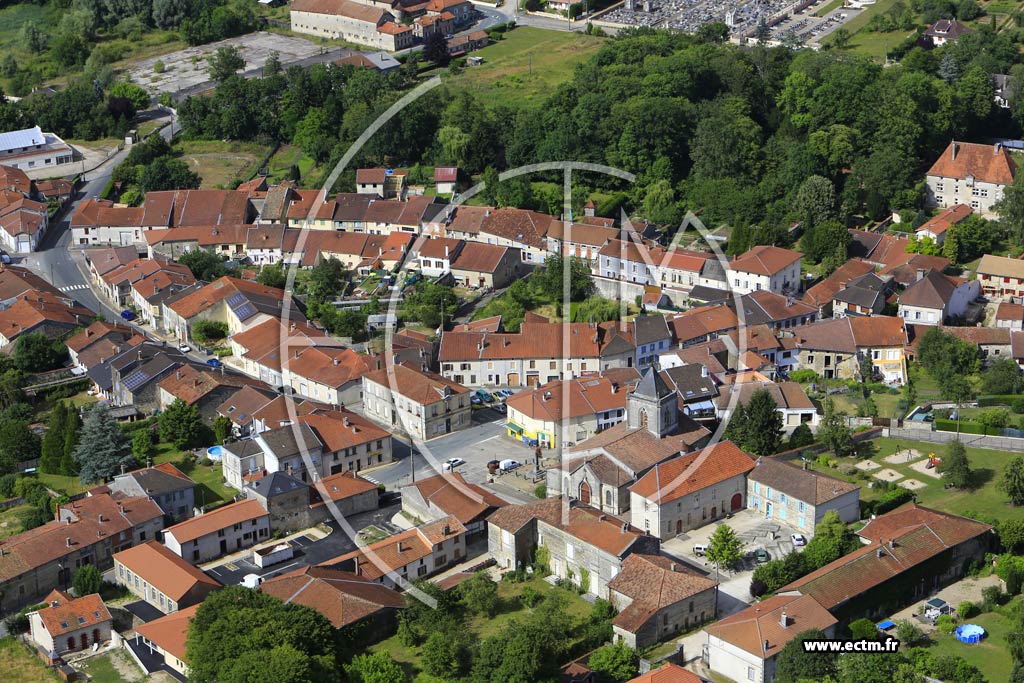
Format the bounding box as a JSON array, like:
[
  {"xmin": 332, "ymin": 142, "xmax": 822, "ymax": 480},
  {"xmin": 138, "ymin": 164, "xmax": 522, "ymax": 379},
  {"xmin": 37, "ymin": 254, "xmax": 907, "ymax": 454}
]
[
  {"xmin": 206, "ymin": 358, "xmax": 223, "ymax": 368},
  {"xmin": 120, "ymin": 310, "xmax": 137, "ymax": 321}
]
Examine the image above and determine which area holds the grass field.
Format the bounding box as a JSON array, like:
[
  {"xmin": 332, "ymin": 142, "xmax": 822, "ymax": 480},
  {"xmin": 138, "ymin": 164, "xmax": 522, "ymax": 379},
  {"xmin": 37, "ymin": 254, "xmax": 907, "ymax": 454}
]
[
  {"xmin": 0, "ymin": 504, "xmax": 33, "ymax": 539},
  {"xmin": 448, "ymin": 27, "xmax": 605, "ymax": 108},
  {"xmin": 823, "ymin": 0, "xmax": 916, "ymax": 58},
  {"xmin": 0, "ymin": 637, "xmax": 60, "ymax": 683},
  {"xmin": 808, "ymin": 436, "xmax": 1024, "ymax": 522},
  {"xmin": 924, "ymin": 607, "xmax": 1016, "ymax": 683},
  {"xmin": 77, "ymin": 649, "xmax": 145, "ymax": 683},
  {"xmin": 266, "ymin": 144, "xmax": 318, "ymax": 185},
  {"xmin": 370, "ymin": 577, "xmax": 593, "ymax": 678},
  {"xmin": 176, "ymin": 140, "xmax": 272, "ymax": 189},
  {"xmin": 153, "ymin": 442, "xmax": 236, "ymax": 510},
  {"xmin": 814, "ymin": 0, "xmax": 845, "ymax": 15}
]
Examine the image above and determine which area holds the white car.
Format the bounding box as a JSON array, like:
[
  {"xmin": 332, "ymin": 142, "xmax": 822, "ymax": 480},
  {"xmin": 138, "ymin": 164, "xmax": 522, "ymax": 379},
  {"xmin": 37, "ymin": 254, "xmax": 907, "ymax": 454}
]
[
  {"xmin": 178, "ymin": 343, "xmax": 192, "ymax": 353},
  {"xmin": 791, "ymin": 533, "xmax": 807, "ymax": 547},
  {"xmin": 443, "ymin": 457, "xmax": 466, "ymax": 471}
]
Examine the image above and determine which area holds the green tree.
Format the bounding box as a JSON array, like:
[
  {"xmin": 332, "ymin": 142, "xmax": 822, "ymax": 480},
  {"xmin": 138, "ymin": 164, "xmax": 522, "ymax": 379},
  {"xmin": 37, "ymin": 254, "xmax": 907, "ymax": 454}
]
[
  {"xmin": 707, "ymin": 524, "xmax": 744, "ymax": 572},
  {"xmin": 1002, "ymin": 457, "xmax": 1024, "ymax": 506},
  {"xmin": 108, "ymin": 81, "xmax": 151, "ymax": 111},
  {"xmin": 186, "ymin": 586, "xmax": 337, "ymax": 683},
  {"xmin": 938, "ymin": 439, "xmax": 972, "ymax": 489},
  {"xmin": 794, "ymin": 175, "xmax": 836, "ymax": 228},
  {"xmin": 402, "ymin": 281, "xmax": 459, "ymax": 329},
  {"xmin": 916, "ymin": 327, "xmax": 980, "ymax": 398},
  {"xmin": 1000, "ymin": 518, "xmax": 1024, "ymax": 553},
  {"xmin": 159, "ymin": 398, "xmax": 205, "ymax": 450},
  {"xmin": 0, "ymin": 416, "xmax": 41, "ymax": 468},
  {"xmin": 14, "ymin": 332, "xmax": 68, "ymax": 372},
  {"xmin": 72, "ymin": 565, "xmax": 103, "ymax": 597},
  {"xmin": 423, "ymin": 31, "xmax": 449, "ymax": 65},
  {"xmin": 19, "ymin": 20, "xmax": 47, "ymax": 53},
  {"xmin": 788, "ymin": 423, "xmax": 814, "ymax": 449},
  {"xmin": 345, "ymin": 652, "xmax": 405, "ymax": 683},
  {"xmin": 74, "ymin": 404, "xmax": 133, "ymax": 483},
  {"xmin": 818, "ymin": 398, "xmax": 855, "ymax": 457},
  {"xmin": 802, "ymin": 510, "xmax": 858, "ymax": 568},
  {"xmin": 588, "ymin": 642, "xmax": 637, "ymax": 683},
  {"xmin": 257, "ymin": 263, "xmax": 287, "ymax": 289},
  {"xmin": 178, "ymin": 249, "xmax": 231, "ymax": 281},
  {"xmin": 192, "ymin": 320, "xmax": 229, "ymax": 346},
  {"xmin": 139, "ymin": 156, "xmax": 201, "ymax": 193},
  {"xmin": 774, "ymin": 628, "xmax": 838, "ymax": 683},
  {"xmin": 213, "ymin": 415, "xmax": 233, "ymax": 444},
  {"xmin": 460, "ymin": 571, "xmax": 499, "ymax": 617},
  {"xmin": 848, "ymin": 618, "xmax": 879, "ymax": 640},
  {"xmin": 983, "ymin": 357, "xmax": 1022, "ymax": 395},
  {"xmin": 207, "ymin": 46, "xmax": 246, "ymax": 83},
  {"xmin": 422, "ymin": 630, "xmax": 469, "ymax": 679},
  {"xmin": 61, "ymin": 408, "xmax": 81, "ymax": 476},
  {"xmin": 724, "ymin": 389, "xmax": 783, "ymax": 456},
  {"xmin": 997, "ymin": 171, "xmax": 1024, "ymax": 245},
  {"xmin": 132, "ymin": 428, "xmax": 155, "ymax": 465},
  {"xmin": 40, "ymin": 402, "xmax": 69, "ymax": 474}
]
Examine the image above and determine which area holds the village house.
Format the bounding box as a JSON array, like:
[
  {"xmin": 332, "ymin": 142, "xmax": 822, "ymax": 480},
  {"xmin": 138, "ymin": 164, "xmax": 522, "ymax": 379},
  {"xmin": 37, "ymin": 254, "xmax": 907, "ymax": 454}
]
[
  {"xmin": 227, "ymin": 317, "xmax": 341, "ymax": 389},
  {"xmin": 65, "ymin": 320, "xmax": 138, "ymax": 369},
  {"xmin": 923, "ymin": 18, "xmax": 972, "ymax": 46},
  {"xmin": 915, "ymin": 204, "xmax": 972, "ymax": 244},
  {"xmin": 0, "ymin": 164, "xmax": 48, "ymax": 253},
  {"xmin": 290, "ymin": 0, "xmax": 414, "ymax": 50},
  {"xmin": 98, "ymin": 342, "xmax": 190, "ymax": 410},
  {"xmin": 487, "ymin": 497, "xmax": 660, "ymax": 598},
  {"xmin": 789, "ymin": 315, "xmax": 908, "ymax": 384},
  {"xmin": 705, "ymin": 593, "xmax": 838, "ymax": 683},
  {"xmin": 130, "ymin": 268, "xmax": 197, "ymax": 328},
  {"xmin": 439, "ymin": 316, "xmax": 637, "ymax": 389},
  {"xmin": 285, "ymin": 345, "xmax": 372, "ymax": 405},
  {"xmin": 732, "ymin": 290, "xmax": 817, "ymax": 331},
  {"xmin": 476, "ymin": 207, "xmax": 551, "ymax": 264},
  {"xmin": 28, "ymin": 590, "xmax": 112, "ymax": 657},
  {"xmin": 244, "ymin": 471, "xmax": 322, "ymax": 533},
  {"xmin": 897, "ymin": 268, "xmax": 980, "ymax": 325},
  {"xmin": 626, "ymin": 664, "xmax": 703, "ymax": 683},
  {"xmin": 996, "ymin": 302, "xmax": 1024, "ymax": 331},
  {"xmin": 548, "ymin": 369, "xmax": 712, "ymax": 515},
  {"xmin": 362, "ymin": 363, "xmax": 472, "ymax": 440},
  {"xmin": 132, "ymin": 604, "xmax": 199, "ymax": 679},
  {"xmin": 323, "ymin": 516, "xmax": 467, "ymax": 589},
  {"xmin": 145, "ymin": 223, "xmax": 250, "ymax": 261},
  {"xmin": 545, "ymin": 220, "xmax": 617, "ymax": 264},
  {"xmin": 164, "ymin": 276, "xmax": 305, "ymax": 342},
  {"xmin": 0, "ymin": 290, "xmax": 94, "ymax": 347},
  {"xmin": 632, "ymin": 315, "xmax": 673, "ymax": 368},
  {"xmin": 400, "ymin": 472, "xmax": 508, "ymax": 538},
  {"xmin": 260, "ymin": 566, "xmax": 404, "ymax": 640},
  {"xmin": 311, "ymin": 470, "xmax": 380, "ymax": 517},
  {"xmin": 747, "ymin": 458, "xmax": 860, "ymax": 534},
  {"xmin": 659, "ymin": 363, "xmax": 720, "ymax": 420},
  {"xmin": 925, "ymin": 141, "xmax": 1015, "ymax": 217},
  {"xmin": 667, "ymin": 304, "xmax": 739, "ymax": 347},
  {"xmin": 977, "ymin": 253, "xmax": 1024, "ymax": 299},
  {"xmin": 434, "ymin": 166, "xmax": 458, "ymax": 194},
  {"xmin": 713, "ymin": 381, "xmax": 819, "ymax": 433},
  {"xmin": 162, "ymin": 499, "xmax": 271, "ymax": 563},
  {"xmin": 830, "ymin": 271, "xmax": 892, "ymax": 319},
  {"xmin": 629, "ymin": 440, "xmax": 756, "ymax": 539},
  {"xmin": 113, "ymin": 541, "xmax": 221, "ymax": 613},
  {"xmin": 504, "ymin": 370, "xmax": 641, "ymax": 447},
  {"xmin": 105, "ymin": 463, "xmax": 196, "ymax": 522},
  {"xmin": 0, "ymin": 126, "xmax": 78, "ymax": 179},
  {"xmin": 608, "ymin": 553, "xmax": 718, "ymax": 649},
  {"xmin": 97, "ymin": 258, "xmax": 191, "ymax": 308},
  {"xmin": 0, "ymin": 492, "xmax": 164, "ymax": 613},
  {"xmin": 726, "ymin": 245, "xmax": 803, "ymax": 296},
  {"xmin": 777, "ymin": 504, "xmax": 993, "ymax": 622},
  {"xmin": 802, "ymin": 260, "xmax": 876, "ymax": 319}
]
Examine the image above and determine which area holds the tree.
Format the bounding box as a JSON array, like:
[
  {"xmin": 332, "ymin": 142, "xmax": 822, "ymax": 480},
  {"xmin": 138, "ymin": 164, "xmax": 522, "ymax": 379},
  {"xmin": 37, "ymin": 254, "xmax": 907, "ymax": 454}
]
[
  {"xmin": 997, "ymin": 171, "xmax": 1024, "ymax": 245},
  {"xmin": 40, "ymin": 402, "xmax": 69, "ymax": 474},
  {"xmin": 257, "ymin": 263, "xmax": 287, "ymax": 289},
  {"xmin": 1002, "ymin": 457, "xmax": 1024, "ymax": 506},
  {"xmin": 159, "ymin": 398, "xmax": 205, "ymax": 450},
  {"xmin": 207, "ymin": 46, "xmax": 246, "ymax": 83},
  {"xmin": 74, "ymin": 404, "xmax": 133, "ymax": 483},
  {"xmin": 402, "ymin": 281, "xmax": 459, "ymax": 329},
  {"xmin": 178, "ymin": 249, "xmax": 231, "ymax": 281},
  {"xmin": 587, "ymin": 642, "xmax": 637, "ymax": 683},
  {"xmin": 186, "ymin": 586, "xmax": 337, "ymax": 683},
  {"xmin": 938, "ymin": 439, "xmax": 972, "ymax": 489},
  {"xmin": 818, "ymin": 398, "xmax": 855, "ymax": 457},
  {"xmin": 774, "ymin": 628, "xmax": 837, "ymax": 683},
  {"xmin": 1001, "ymin": 518, "xmax": 1024, "ymax": 553},
  {"xmin": 460, "ymin": 571, "xmax": 499, "ymax": 617},
  {"xmin": 14, "ymin": 332, "xmax": 67, "ymax": 372},
  {"xmin": 896, "ymin": 619, "xmax": 925, "ymax": 645},
  {"xmin": 345, "ymin": 652, "xmax": 405, "ymax": 683},
  {"xmin": 837, "ymin": 653, "xmax": 920, "ymax": 683},
  {"xmin": 61, "ymin": 409, "xmax": 81, "ymax": 476},
  {"xmin": 108, "ymin": 81, "xmax": 151, "ymax": 111},
  {"xmin": 706, "ymin": 524, "xmax": 744, "ymax": 573},
  {"xmin": 192, "ymin": 320, "xmax": 229, "ymax": 346},
  {"xmin": 788, "ymin": 423, "xmax": 814, "ymax": 450},
  {"xmin": 422, "ymin": 630, "xmax": 469, "ymax": 679},
  {"xmin": 832, "ymin": 27, "xmax": 851, "ymax": 48},
  {"xmin": 849, "ymin": 618, "xmax": 879, "ymax": 640},
  {"xmin": 139, "ymin": 156, "xmax": 201, "ymax": 193},
  {"xmin": 724, "ymin": 389, "xmax": 783, "ymax": 456},
  {"xmin": 916, "ymin": 327, "xmax": 980, "ymax": 397},
  {"xmin": 984, "ymin": 357, "xmax": 1022, "ymax": 395},
  {"xmin": 802, "ymin": 510, "xmax": 859, "ymax": 568},
  {"xmin": 0, "ymin": 416, "xmax": 40, "ymax": 467},
  {"xmin": 213, "ymin": 415, "xmax": 232, "ymax": 445},
  {"xmin": 794, "ymin": 175, "xmax": 836, "ymax": 228},
  {"xmin": 423, "ymin": 31, "xmax": 449, "ymax": 65},
  {"xmin": 132, "ymin": 428, "xmax": 155, "ymax": 465},
  {"xmin": 19, "ymin": 20, "xmax": 47, "ymax": 53},
  {"xmin": 72, "ymin": 565, "xmax": 103, "ymax": 597}
]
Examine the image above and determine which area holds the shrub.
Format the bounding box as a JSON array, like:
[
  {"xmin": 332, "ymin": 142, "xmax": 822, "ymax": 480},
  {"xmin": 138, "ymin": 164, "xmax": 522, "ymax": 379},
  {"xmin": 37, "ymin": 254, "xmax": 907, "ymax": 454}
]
[
  {"xmin": 154, "ymin": 60, "xmax": 165, "ymax": 73},
  {"xmin": 520, "ymin": 586, "xmax": 543, "ymax": 608},
  {"xmin": 958, "ymin": 601, "xmax": 976, "ymax": 619},
  {"xmin": 749, "ymin": 578, "xmax": 768, "ymax": 598},
  {"xmin": 981, "ymin": 585, "xmax": 1004, "ymax": 611},
  {"xmin": 788, "ymin": 369, "xmax": 818, "ymax": 383},
  {"xmin": 534, "ymin": 484, "xmax": 546, "ymax": 499},
  {"xmin": 896, "ymin": 619, "xmax": 925, "ymax": 645},
  {"xmin": 1012, "ymin": 397, "xmax": 1024, "ymax": 414},
  {"xmin": 935, "ymin": 614, "xmax": 956, "ymax": 634}
]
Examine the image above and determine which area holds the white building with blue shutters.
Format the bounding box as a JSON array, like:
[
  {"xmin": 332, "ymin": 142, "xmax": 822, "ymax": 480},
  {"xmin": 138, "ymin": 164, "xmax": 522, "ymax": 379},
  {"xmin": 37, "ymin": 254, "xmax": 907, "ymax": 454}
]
[{"xmin": 746, "ymin": 457, "xmax": 860, "ymax": 535}]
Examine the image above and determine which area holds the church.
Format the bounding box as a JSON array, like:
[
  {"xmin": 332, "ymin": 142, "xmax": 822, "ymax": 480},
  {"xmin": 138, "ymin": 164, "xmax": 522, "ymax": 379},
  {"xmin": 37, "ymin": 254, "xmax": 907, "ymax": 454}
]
[{"xmin": 545, "ymin": 368, "xmax": 712, "ymax": 516}]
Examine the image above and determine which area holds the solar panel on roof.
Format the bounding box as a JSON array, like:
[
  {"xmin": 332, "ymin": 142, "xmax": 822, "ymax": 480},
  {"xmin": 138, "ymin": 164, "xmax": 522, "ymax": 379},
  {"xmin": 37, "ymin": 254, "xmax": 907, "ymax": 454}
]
[
  {"xmin": 226, "ymin": 292, "xmax": 247, "ymax": 308},
  {"xmin": 234, "ymin": 302, "xmax": 257, "ymax": 321},
  {"xmin": 122, "ymin": 369, "xmax": 151, "ymax": 392}
]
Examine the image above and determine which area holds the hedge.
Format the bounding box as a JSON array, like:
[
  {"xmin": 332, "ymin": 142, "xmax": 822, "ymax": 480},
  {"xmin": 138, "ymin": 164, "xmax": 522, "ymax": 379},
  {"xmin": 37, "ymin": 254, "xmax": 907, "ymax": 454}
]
[
  {"xmin": 977, "ymin": 394, "xmax": 1023, "ymax": 407},
  {"xmin": 933, "ymin": 418, "xmax": 1002, "ymax": 436}
]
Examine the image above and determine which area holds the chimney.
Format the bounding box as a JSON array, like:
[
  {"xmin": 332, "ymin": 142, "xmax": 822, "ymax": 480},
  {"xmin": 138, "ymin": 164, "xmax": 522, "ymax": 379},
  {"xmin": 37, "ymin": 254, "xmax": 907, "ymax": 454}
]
[
  {"xmin": 66, "ymin": 537, "xmax": 72, "ymax": 548},
  {"xmin": 952, "ymin": 142, "xmax": 959, "ymax": 160},
  {"xmin": 916, "ymin": 268, "xmax": 925, "ymax": 282},
  {"xmin": 763, "ymin": 639, "xmax": 770, "ymax": 652},
  {"xmin": 98, "ymin": 513, "xmax": 104, "ymax": 523},
  {"xmin": 889, "ymin": 539, "xmax": 897, "ymax": 549},
  {"xmin": 397, "ymin": 541, "xmax": 404, "ymax": 553},
  {"xmin": 670, "ymin": 562, "xmax": 677, "ymax": 571},
  {"xmin": 444, "ymin": 524, "xmax": 451, "ymax": 535},
  {"xmin": 343, "ymin": 417, "xmax": 350, "ymax": 427},
  {"xmin": 701, "ymin": 366, "xmax": 708, "ymax": 378},
  {"xmin": 621, "ymin": 522, "xmax": 628, "ymax": 532},
  {"xmin": 119, "ymin": 504, "xmax": 125, "ymax": 514},
  {"xmin": 995, "ymin": 142, "xmax": 1002, "ymax": 155},
  {"xmin": 780, "ymin": 611, "xmax": 788, "ymax": 627}
]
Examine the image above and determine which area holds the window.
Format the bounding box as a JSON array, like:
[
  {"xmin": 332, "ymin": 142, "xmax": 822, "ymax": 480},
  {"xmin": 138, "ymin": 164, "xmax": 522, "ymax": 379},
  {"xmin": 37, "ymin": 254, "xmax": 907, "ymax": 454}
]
[
  {"xmin": 567, "ymin": 544, "xmax": 575, "ymax": 560},
  {"xmin": 747, "ymin": 667, "xmax": 756, "ymax": 681}
]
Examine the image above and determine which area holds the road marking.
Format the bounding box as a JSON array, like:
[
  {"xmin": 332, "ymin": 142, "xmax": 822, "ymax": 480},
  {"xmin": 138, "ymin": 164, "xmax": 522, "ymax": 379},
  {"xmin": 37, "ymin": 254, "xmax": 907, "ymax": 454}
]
[
  {"xmin": 59, "ymin": 284, "xmax": 89, "ymax": 292},
  {"xmin": 362, "ymin": 475, "xmax": 382, "ymax": 486},
  {"xmin": 479, "ymin": 435, "xmax": 501, "ymax": 444}
]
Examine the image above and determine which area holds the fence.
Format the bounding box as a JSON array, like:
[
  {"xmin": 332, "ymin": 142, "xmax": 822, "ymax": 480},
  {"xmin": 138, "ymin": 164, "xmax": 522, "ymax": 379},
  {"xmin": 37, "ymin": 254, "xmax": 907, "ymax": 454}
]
[
  {"xmin": 888, "ymin": 426, "xmax": 1024, "ymax": 452},
  {"xmin": 771, "ymin": 427, "xmax": 884, "ymax": 462}
]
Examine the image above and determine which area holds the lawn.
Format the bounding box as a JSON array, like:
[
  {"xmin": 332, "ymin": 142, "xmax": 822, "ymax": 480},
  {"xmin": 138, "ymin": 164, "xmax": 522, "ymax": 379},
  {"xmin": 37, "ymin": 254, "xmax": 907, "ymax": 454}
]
[
  {"xmin": 153, "ymin": 442, "xmax": 236, "ymax": 510},
  {"xmin": 811, "ymin": 436, "xmax": 1024, "ymax": 523},
  {"xmin": 448, "ymin": 27, "xmax": 605, "ymax": 108},
  {"xmin": 0, "ymin": 637, "xmax": 60, "ymax": 683},
  {"xmin": 0, "ymin": 503, "xmax": 33, "ymax": 539},
  {"xmin": 176, "ymin": 140, "xmax": 272, "ymax": 190},
  {"xmin": 823, "ymin": 0, "xmax": 916, "ymax": 58},
  {"xmin": 76, "ymin": 648, "xmax": 145, "ymax": 683},
  {"xmin": 36, "ymin": 471, "xmax": 91, "ymax": 496},
  {"xmin": 922, "ymin": 607, "xmax": 1016, "ymax": 683},
  {"xmin": 814, "ymin": 0, "xmax": 845, "ymax": 15},
  {"xmin": 265, "ymin": 144, "xmax": 318, "ymax": 185},
  {"xmin": 370, "ymin": 576, "xmax": 593, "ymax": 678}
]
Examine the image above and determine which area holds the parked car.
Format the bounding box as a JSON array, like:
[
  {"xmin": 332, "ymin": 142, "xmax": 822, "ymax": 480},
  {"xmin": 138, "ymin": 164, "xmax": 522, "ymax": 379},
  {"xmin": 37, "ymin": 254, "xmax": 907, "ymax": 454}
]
[
  {"xmin": 474, "ymin": 389, "xmax": 494, "ymax": 403},
  {"xmin": 494, "ymin": 403, "xmax": 507, "ymax": 413},
  {"xmin": 791, "ymin": 534, "xmax": 807, "ymax": 547},
  {"xmin": 120, "ymin": 310, "xmax": 137, "ymax": 322},
  {"xmin": 471, "ymin": 396, "xmax": 482, "ymax": 406},
  {"xmin": 496, "ymin": 388, "xmax": 514, "ymax": 398},
  {"xmin": 498, "ymin": 459, "xmax": 520, "ymax": 472},
  {"xmin": 443, "ymin": 457, "xmax": 466, "ymax": 471},
  {"xmin": 754, "ymin": 548, "xmax": 770, "ymax": 563},
  {"xmin": 178, "ymin": 343, "xmax": 192, "ymax": 353},
  {"xmin": 693, "ymin": 544, "xmax": 708, "ymax": 557},
  {"xmin": 206, "ymin": 358, "xmax": 223, "ymax": 368}
]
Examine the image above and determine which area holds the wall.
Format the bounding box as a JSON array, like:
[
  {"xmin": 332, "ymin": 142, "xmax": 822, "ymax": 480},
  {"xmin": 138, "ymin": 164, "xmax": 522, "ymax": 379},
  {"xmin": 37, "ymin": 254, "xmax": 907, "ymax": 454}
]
[
  {"xmin": 888, "ymin": 426, "xmax": 1024, "ymax": 452},
  {"xmin": 591, "ymin": 275, "xmax": 648, "ymax": 303}
]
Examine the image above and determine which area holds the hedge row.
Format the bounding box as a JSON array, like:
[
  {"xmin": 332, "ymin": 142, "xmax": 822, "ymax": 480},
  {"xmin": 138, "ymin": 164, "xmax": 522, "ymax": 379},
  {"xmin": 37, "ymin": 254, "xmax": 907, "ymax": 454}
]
[
  {"xmin": 933, "ymin": 418, "xmax": 1003, "ymax": 436},
  {"xmin": 977, "ymin": 394, "xmax": 1024, "ymax": 407}
]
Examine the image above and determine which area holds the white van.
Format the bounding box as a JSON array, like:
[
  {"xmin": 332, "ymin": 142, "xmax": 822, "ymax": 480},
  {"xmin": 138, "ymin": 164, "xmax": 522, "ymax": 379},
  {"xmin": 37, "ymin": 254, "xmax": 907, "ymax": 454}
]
[
  {"xmin": 240, "ymin": 573, "xmax": 263, "ymax": 588},
  {"xmin": 499, "ymin": 459, "xmax": 521, "ymax": 472},
  {"xmin": 693, "ymin": 544, "xmax": 708, "ymax": 557}
]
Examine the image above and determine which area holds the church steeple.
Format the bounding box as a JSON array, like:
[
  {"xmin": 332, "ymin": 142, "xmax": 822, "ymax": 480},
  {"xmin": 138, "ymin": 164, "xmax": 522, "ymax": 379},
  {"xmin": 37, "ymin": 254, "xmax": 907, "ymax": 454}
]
[{"xmin": 627, "ymin": 367, "xmax": 678, "ymax": 436}]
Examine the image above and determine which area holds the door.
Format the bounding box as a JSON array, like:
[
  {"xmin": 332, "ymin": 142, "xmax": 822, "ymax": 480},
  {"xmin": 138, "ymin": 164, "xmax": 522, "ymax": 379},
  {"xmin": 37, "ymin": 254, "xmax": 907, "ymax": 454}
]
[
  {"xmin": 676, "ymin": 520, "xmax": 682, "ymax": 534},
  {"xmin": 507, "ymin": 372, "xmax": 519, "ymax": 386},
  {"xmin": 731, "ymin": 493, "xmax": 743, "ymax": 511},
  {"xmin": 445, "ymin": 418, "xmax": 451, "ymax": 433},
  {"xmin": 711, "ymin": 506, "xmax": 717, "ymax": 519},
  {"xmin": 766, "ymin": 502, "xmax": 773, "ymax": 517},
  {"xmin": 219, "ymin": 539, "xmax": 227, "ymax": 555},
  {"xmin": 579, "ymin": 481, "xmax": 591, "ymax": 505}
]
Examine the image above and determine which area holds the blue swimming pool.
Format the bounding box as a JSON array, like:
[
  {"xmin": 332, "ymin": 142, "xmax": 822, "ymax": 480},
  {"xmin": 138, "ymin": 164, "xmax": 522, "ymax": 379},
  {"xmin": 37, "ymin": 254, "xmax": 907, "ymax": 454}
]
[{"xmin": 206, "ymin": 445, "xmax": 224, "ymax": 461}]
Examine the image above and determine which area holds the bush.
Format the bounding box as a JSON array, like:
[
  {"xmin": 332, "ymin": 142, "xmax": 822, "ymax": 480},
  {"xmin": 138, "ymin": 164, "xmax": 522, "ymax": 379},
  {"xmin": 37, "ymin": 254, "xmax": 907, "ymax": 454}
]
[
  {"xmin": 935, "ymin": 614, "xmax": 956, "ymax": 634},
  {"xmin": 896, "ymin": 619, "xmax": 925, "ymax": 645},
  {"xmin": 520, "ymin": 586, "xmax": 543, "ymax": 608},
  {"xmin": 534, "ymin": 484, "xmax": 546, "ymax": 499},
  {"xmin": 749, "ymin": 578, "xmax": 768, "ymax": 598},
  {"xmin": 788, "ymin": 369, "xmax": 818, "ymax": 383},
  {"xmin": 1010, "ymin": 397, "xmax": 1024, "ymax": 414},
  {"xmin": 980, "ymin": 585, "xmax": 1004, "ymax": 611},
  {"xmin": 958, "ymin": 601, "xmax": 976, "ymax": 619},
  {"xmin": 0, "ymin": 473, "xmax": 17, "ymax": 498},
  {"xmin": 153, "ymin": 60, "xmax": 165, "ymax": 74}
]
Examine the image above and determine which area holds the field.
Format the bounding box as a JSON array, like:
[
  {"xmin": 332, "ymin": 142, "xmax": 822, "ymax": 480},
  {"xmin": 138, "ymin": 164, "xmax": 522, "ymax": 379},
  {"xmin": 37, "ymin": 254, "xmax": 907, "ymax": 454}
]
[
  {"xmin": 176, "ymin": 140, "xmax": 271, "ymax": 190},
  {"xmin": 265, "ymin": 144, "xmax": 318, "ymax": 185},
  {"xmin": 807, "ymin": 436, "xmax": 1024, "ymax": 522},
  {"xmin": 370, "ymin": 576, "xmax": 593, "ymax": 678},
  {"xmin": 0, "ymin": 503, "xmax": 34, "ymax": 539},
  {"xmin": 821, "ymin": 0, "xmax": 915, "ymax": 58},
  {"xmin": 76, "ymin": 649, "xmax": 145, "ymax": 683},
  {"xmin": 0, "ymin": 637, "xmax": 60, "ymax": 683},
  {"xmin": 448, "ymin": 27, "xmax": 605, "ymax": 108},
  {"xmin": 926, "ymin": 608, "xmax": 1017, "ymax": 683}
]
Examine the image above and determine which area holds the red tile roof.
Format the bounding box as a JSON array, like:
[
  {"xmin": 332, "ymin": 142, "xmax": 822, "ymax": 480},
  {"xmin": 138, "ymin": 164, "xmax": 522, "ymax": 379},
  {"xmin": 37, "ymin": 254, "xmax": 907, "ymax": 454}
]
[
  {"xmin": 408, "ymin": 472, "xmax": 507, "ymax": 525},
  {"xmin": 609, "ymin": 554, "xmax": 718, "ymax": 633},
  {"xmin": 134, "ymin": 604, "xmax": 199, "ymax": 663},
  {"xmin": 260, "ymin": 566, "xmax": 403, "ymax": 628},
  {"xmin": 35, "ymin": 591, "xmax": 111, "ymax": 638},
  {"xmin": 730, "ymin": 245, "xmax": 802, "ymax": 276},
  {"xmin": 362, "ymin": 363, "xmax": 469, "ymax": 405},
  {"xmin": 704, "ymin": 593, "xmax": 836, "ymax": 659},
  {"xmin": 917, "ymin": 204, "xmax": 972, "ymax": 238},
  {"xmin": 630, "ymin": 441, "xmax": 756, "ymax": 504},
  {"xmin": 113, "ymin": 541, "xmax": 221, "ymax": 602},
  {"xmin": 927, "ymin": 141, "xmax": 1016, "ymax": 185},
  {"xmin": 627, "ymin": 664, "xmax": 703, "ymax": 683},
  {"xmin": 163, "ymin": 499, "xmax": 268, "ymax": 545},
  {"xmin": 322, "ymin": 516, "xmax": 466, "ymax": 580}
]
